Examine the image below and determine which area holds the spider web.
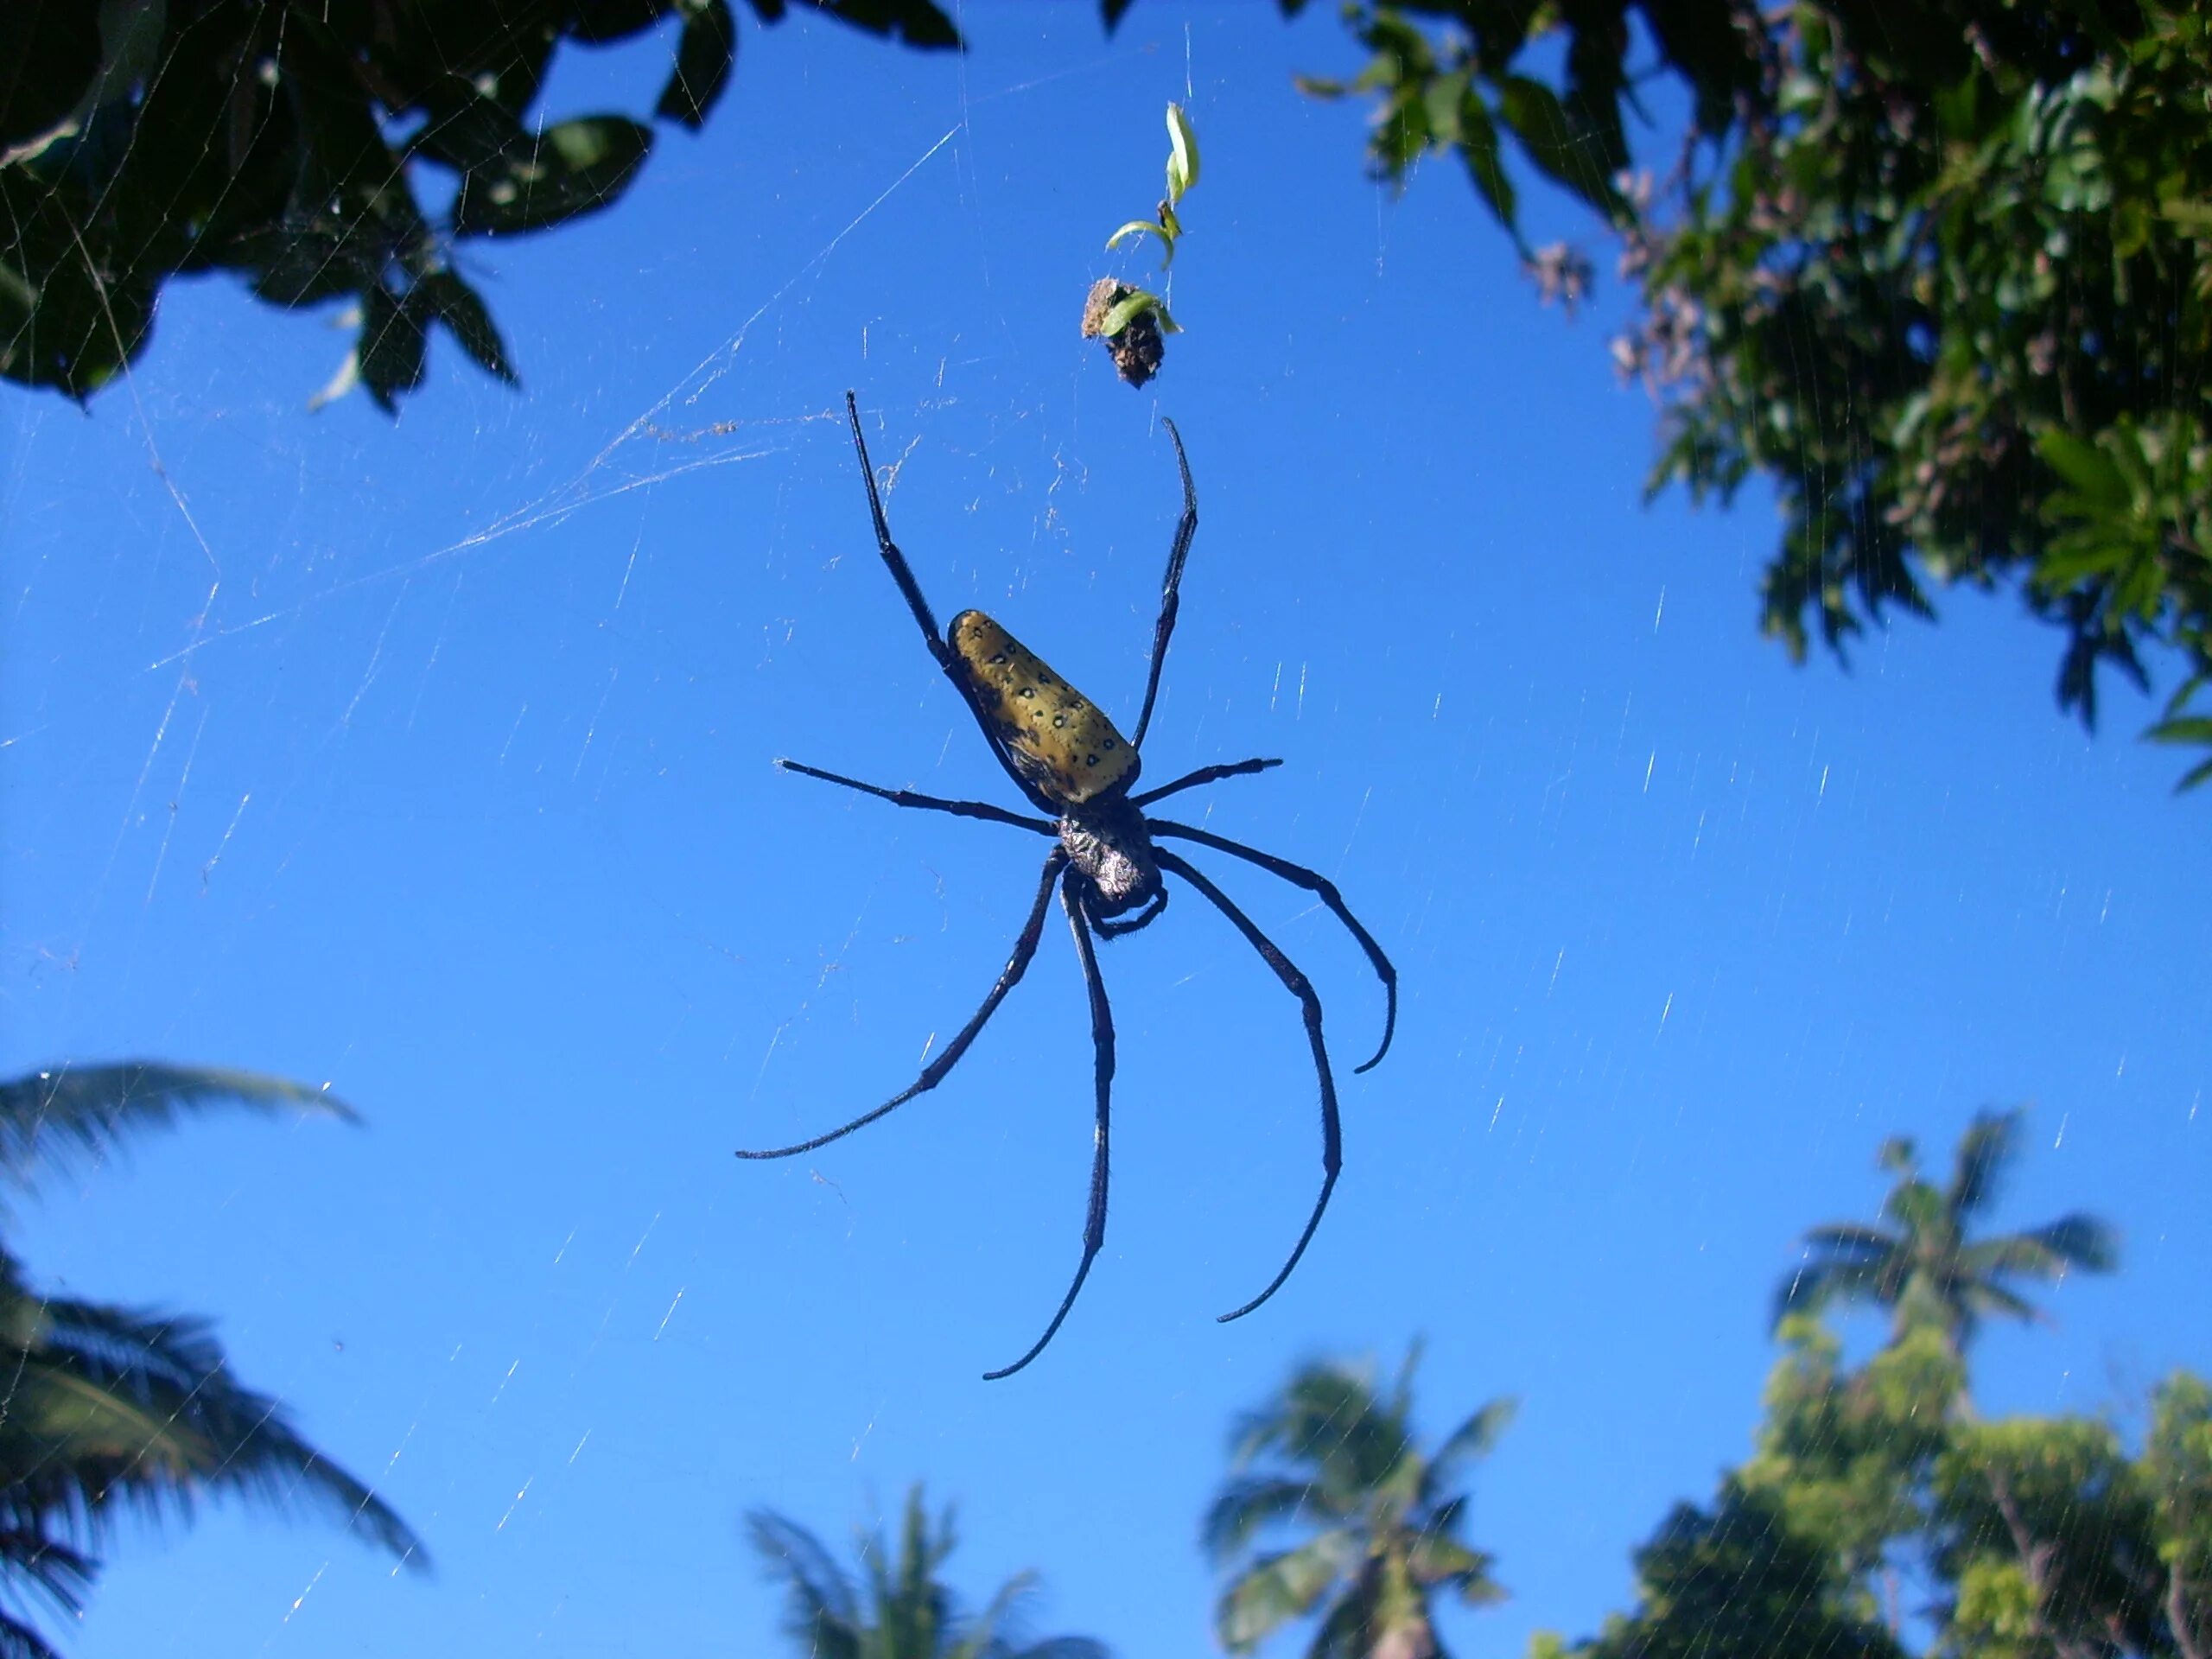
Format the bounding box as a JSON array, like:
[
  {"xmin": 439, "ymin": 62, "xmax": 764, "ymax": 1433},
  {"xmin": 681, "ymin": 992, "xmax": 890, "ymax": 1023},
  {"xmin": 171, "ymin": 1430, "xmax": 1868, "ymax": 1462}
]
[{"xmin": 2, "ymin": 8, "xmax": 2206, "ymax": 1659}]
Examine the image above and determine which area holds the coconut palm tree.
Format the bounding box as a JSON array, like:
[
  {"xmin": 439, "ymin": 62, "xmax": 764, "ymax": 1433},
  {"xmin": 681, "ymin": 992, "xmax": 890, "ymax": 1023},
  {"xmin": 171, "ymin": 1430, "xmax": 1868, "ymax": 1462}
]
[
  {"xmin": 0, "ymin": 1062, "xmax": 427, "ymax": 1658},
  {"xmin": 1205, "ymin": 1344, "xmax": 1514, "ymax": 1659},
  {"xmin": 1772, "ymin": 1107, "xmax": 2118, "ymax": 1352},
  {"xmin": 745, "ymin": 1484, "xmax": 1108, "ymax": 1659}
]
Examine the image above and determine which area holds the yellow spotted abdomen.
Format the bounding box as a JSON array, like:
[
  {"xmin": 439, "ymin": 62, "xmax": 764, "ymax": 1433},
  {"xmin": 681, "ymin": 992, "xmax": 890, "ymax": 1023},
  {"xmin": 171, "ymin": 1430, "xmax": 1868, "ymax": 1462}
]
[{"xmin": 949, "ymin": 611, "xmax": 1138, "ymax": 806}]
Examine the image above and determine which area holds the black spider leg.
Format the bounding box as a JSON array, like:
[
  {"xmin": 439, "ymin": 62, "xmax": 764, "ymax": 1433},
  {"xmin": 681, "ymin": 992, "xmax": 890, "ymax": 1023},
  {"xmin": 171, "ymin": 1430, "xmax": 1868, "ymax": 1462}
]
[
  {"xmin": 1091, "ymin": 886, "xmax": 1168, "ymax": 939},
  {"xmin": 1130, "ymin": 757, "xmax": 1281, "ymax": 809},
  {"xmin": 735, "ymin": 850, "xmax": 1069, "ymax": 1160},
  {"xmin": 776, "ymin": 759, "xmax": 1055, "ymax": 836},
  {"xmin": 1153, "ymin": 849, "xmax": 1342, "ymax": 1325},
  {"xmin": 1151, "ymin": 819, "xmax": 1397, "ymax": 1072},
  {"xmin": 843, "ymin": 392, "xmax": 1060, "ymax": 817},
  {"xmin": 1128, "ymin": 416, "xmax": 1199, "ymax": 753},
  {"xmin": 984, "ymin": 866, "xmax": 1116, "ymax": 1381}
]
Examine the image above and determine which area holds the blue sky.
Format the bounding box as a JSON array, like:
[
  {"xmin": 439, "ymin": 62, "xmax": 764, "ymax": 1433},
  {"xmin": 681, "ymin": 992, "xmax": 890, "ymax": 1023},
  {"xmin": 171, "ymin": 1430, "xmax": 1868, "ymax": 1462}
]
[{"xmin": 3, "ymin": 6, "xmax": 2208, "ymax": 1656}]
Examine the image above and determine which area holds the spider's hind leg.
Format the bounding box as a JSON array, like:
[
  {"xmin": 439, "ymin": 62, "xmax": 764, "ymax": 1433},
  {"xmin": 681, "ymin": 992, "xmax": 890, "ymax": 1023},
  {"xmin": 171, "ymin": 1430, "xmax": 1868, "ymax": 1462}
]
[
  {"xmin": 1154, "ymin": 849, "xmax": 1341, "ymax": 1325},
  {"xmin": 1149, "ymin": 817, "xmax": 1397, "ymax": 1071},
  {"xmin": 984, "ymin": 868, "xmax": 1117, "ymax": 1381}
]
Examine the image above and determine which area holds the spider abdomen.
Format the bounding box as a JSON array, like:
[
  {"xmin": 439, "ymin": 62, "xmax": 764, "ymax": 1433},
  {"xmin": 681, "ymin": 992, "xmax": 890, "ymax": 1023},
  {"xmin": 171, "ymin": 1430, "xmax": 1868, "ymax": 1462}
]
[{"xmin": 949, "ymin": 610, "xmax": 1140, "ymax": 806}]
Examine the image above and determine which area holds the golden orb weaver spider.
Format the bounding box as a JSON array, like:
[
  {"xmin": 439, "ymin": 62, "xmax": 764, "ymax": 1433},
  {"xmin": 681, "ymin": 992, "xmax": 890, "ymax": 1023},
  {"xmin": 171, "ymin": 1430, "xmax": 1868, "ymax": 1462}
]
[{"xmin": 737, "ymin": 392, "xmax": 1397, "ymax": 1380}]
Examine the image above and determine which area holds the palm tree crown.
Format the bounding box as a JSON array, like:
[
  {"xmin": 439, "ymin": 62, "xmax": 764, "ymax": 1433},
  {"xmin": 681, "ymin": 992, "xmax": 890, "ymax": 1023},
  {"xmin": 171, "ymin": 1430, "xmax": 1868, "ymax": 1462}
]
[
  {"xmin": 0, "ymin": 1064, "xmax": 426, "ymax": 1659},
  {"xmin": 1773, "ymin": 1106, "xmax": 2118, "ymax": 1351},
  {"xmin": 746, "ymin": 1484, "xmax": 1108, "ymax": 1659},
  {"xmin": 1205, "ymin": 1344, "xmax": 1515, "ymax": 1659}
]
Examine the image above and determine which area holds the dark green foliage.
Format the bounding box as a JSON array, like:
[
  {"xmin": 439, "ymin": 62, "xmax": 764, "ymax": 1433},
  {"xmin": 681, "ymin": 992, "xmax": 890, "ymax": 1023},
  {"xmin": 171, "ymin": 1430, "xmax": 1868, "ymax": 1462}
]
[
  {"xmin": 1534, "ymin": 1484, "xmax": 1910, "ymax": 1659},
  {"xmin": 745, "ymin": 1484, "xmax": 1107, "ymax": 1659},
  {"xmin": 1287, "ymin": 1, "xmax": 2212, "ymax": 786},
  {"xmin": 1916, "ymin": 1382, "xmax": 2212, "ymax": 1659},
  {"xmin": 0, "ymin": 1061, "xmax": 359, "ymax": 1189},
  {"xmin": 0, "ymin": 1065, "xmax": 423, "ymax": 1656},
  {"xmin": 0, "ymin": 0, "xmax": 958, "ymax": 413},
  {"xmin": 1533, "ymin": 1114, "xmax": 2202, "ymax": 1659},
  {"xmin": 1207, "ymin": 1344, "xmax": 1513, "ymax": 1659},
  {"xmin": 1772, "ymin": 1108, "xmax": 2119, "ymax": 1351},
  {"xmin": 1741, "ymin": 1321, "xmax": 1961, "ymax": 1581},
  {"xmin": 1294, "ymin": 2, "xmax": 1761, "ymax": 243}
]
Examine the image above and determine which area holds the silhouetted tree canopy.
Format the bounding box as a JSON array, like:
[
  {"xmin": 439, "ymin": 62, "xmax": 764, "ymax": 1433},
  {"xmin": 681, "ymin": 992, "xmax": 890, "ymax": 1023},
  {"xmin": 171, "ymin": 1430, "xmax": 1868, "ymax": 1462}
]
[{"xmin": 7, "ymin": 0, "xmax": 2207, "ymax": 779}]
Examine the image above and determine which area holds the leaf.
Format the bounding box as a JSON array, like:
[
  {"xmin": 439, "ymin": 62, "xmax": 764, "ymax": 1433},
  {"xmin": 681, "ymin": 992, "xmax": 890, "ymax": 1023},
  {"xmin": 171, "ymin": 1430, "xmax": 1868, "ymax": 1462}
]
[
  {"xmin": 2025, "ymin": 429, "xmax": 2114, "ymax": 512},
  {"xmin": 1496, "ymin": 73, "xmax": 1624, "ymax": 219},
  {"xmin": 2146, "ymin": 715, "xmax": 2212, "ymax": 747},
  {"xmin": 358, "ymin": 283, "xmax": 429, "ymax": 415},
  {"xmin": 658, "ymin": 0, "xmax": 737, "ymax": 128},
  {"xmin": 419, "ymin": 270, "xmax": 518, "ymax": 385},
  {"xmin": 1457, "ymin": 85, "xmax": 1516, "ymax": 233},
  {"xmin": 570, "ymin": 0, "xmax": 671, "ymax": 43},
  {"xmin": 1097, "ymin": 288, "xmax": 1171, "ymax": 337},
  {"xmin": 1429, "ymin": 1395, "xmax": 1518, "ymax": 1482},
  {"xmin": 0, "ymin": 2, "xmax": 104, "ymax": 151},
  {"xmin": 451, "ymin": 116, "xmax": 654, "ymax": 238},
  {"xmin": 1202, "ymin": 1474, "xmax": 1338, "ymax": 1559},
  {"xmin": 1216, "ymin": 1535, "xmax": 1348, "ymax": 1651},
  {"xmin": 0, "ymin": 1062, "xmax": 359, "ymax": 1191},
  {"xmin": 1948, "ymin": 1108, "xmax": 2023, "ymax": 1220},
  {"xmin": 813, "ymin": 0, "xmax": 962, "ymax": 48},
  {"xmin": 1166, "ymin": 100, "xmax": 1200, "ymax": 203},
  {"xmin": 1106, "ymin": 219, "xmax": 1170, "ymax": 254},
  {"xmin": 306, "ymin": 346, "xmax": 361, "ymax": 413},
  {"xmin": 2172, "ymin": 753, "xmax": 2212, "ymax": 791},
  {"xmin": 407, "ymin": 77, "xmax": 531, "ymax": 171}
]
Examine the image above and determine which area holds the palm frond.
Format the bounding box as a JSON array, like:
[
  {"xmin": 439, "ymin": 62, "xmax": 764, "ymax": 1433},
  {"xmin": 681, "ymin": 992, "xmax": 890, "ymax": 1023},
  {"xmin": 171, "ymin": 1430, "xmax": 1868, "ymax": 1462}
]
[
  {"xmin": 1876, "ymin": 1135, "xmax": 1918, "ymax": 1176},
  {"xmin": 0, "ymin": 1064, "xmax": 359, "ymax": 1193},
  {"xmin": 951, "ymin": 1563, "xmax": 1037, "ymax": 1659},
  {"xmin": 1230, "ymin": 1361, "xmax": 1377, "ymax": 1465},
  {"xmin": 1309, "ymin": 1571, "xmax": 1380, "ymax": 1659},
  {"xmin": 1009, "ymin": 1642, "xmax": 1109, "ymax": 1659},
  {"xmin": 15, "ymin": 1296, "xmax": 423, "ymax": 1567},
  {"xmin": 1966, "ymin": 1215, "xmax": 2120, "ymax": 1279},
  {"xmin": 0, "ymin": 1528, "xmax": 93, "ymax": 1623},
  {"xmin": 1389, "ymin": 1338, "xmax": 1426, "ymax": 1422},
  {"xmin": 751, "ymin": 1487, "xmax": 1099, "ymax": 1659},
  {"xmin": 1216, "ymin": 1535, "xmax": 1348, "ymax": 1653},
  {"xmin": 1405, "ymin": 1529, "xmax": 1503, "ymax": 1598},
  {"xmin": 1421, "ymin": 1397, "xmax": 1517, "ymax": 1500},
  {"xmin": 1959, "ymin": 1279, "xmax": 2045, "ymax": 1327},
  {"xmin": 4, "ymin": 1351, "xmax": 221, "ymax": 1478},
  {"xmin": 1770, "ymin": 1256, "xmax": 1892, "ymax": 1331},
  {"xmin": 1231, "ymin": 1359, "xmax": 1411, "ymax": 1507},
  {"xmin": 874, "ymin": 1486, "xmax": 959, "ymax": 1656},
  {"xmin": 0, "ymin": 1605, "xmax": 67, "ymax": 1659},
  {"xmin": 1883, "ymin": 1179, "xmax": 1945, "ymax": 1236},
  {"xmin": 747, "ymin": 1510, "xmax": 864, "ymax": 1659},
  {"xmin": 1799, "ymin": 1224, "xmax": 1898, "ymax": 1258},
  {"xmin": 1948, "ymin": 1108, "xmax": 2024, "ymax": 1220},
  {"xmin": 1203, "ymin": 1474, "xmax": 1340, "ymax": 1560}
]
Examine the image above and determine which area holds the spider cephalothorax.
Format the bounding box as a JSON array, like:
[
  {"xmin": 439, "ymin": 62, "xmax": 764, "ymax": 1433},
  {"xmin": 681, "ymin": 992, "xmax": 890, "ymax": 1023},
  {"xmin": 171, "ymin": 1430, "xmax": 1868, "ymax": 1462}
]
[
  {"xmin": 1053, "ymin": 795, "xmax": 1161, "ymax": 922},
  {"xmin": 740, "ymin": 393, "xmax": 1397, "ymax": 1380}
]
